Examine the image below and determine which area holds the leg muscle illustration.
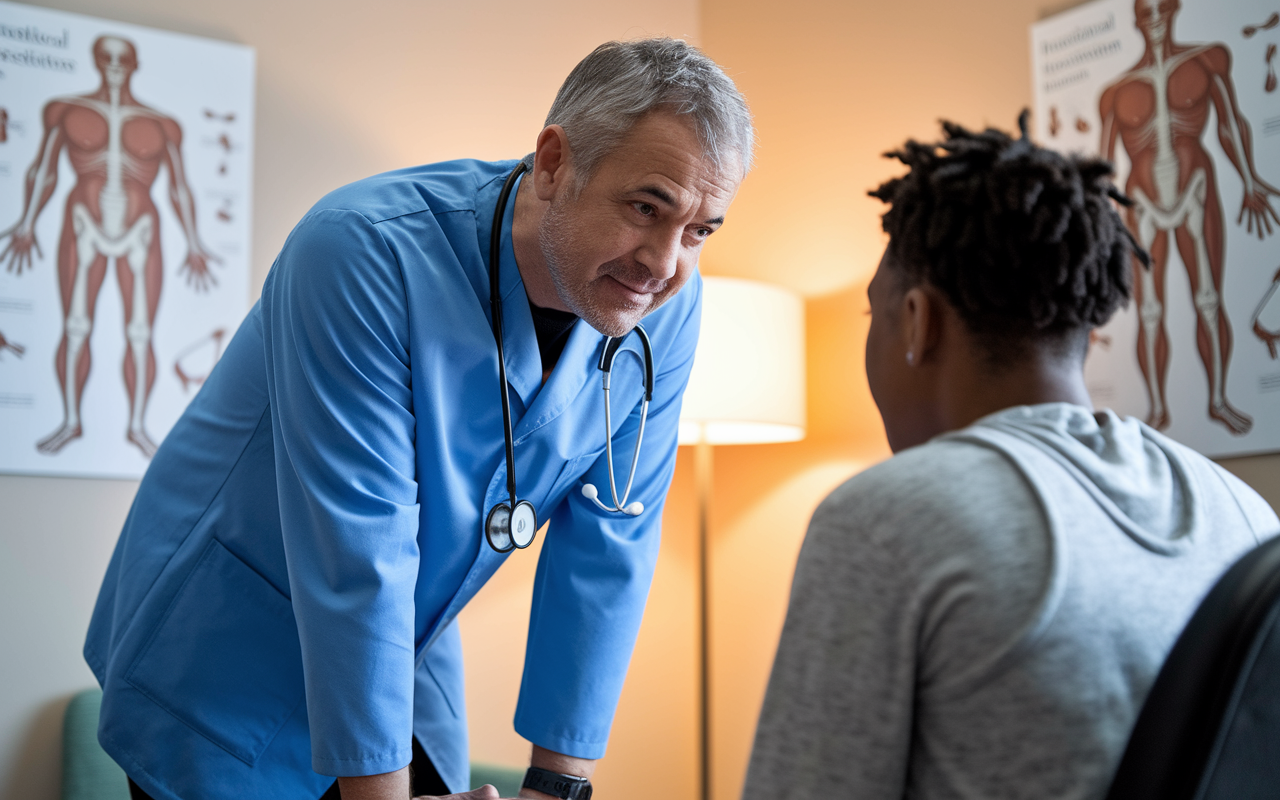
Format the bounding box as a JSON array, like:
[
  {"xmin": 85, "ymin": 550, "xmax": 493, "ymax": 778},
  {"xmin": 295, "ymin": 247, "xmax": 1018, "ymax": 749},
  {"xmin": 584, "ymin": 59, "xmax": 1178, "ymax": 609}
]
[
  {"xmin": 0, "ymin": 35, "xmax": 216, "ymax": 457},
  {"xmin": 1099, "ymin": 0, "xmax": 1280, "ymax": 435}
]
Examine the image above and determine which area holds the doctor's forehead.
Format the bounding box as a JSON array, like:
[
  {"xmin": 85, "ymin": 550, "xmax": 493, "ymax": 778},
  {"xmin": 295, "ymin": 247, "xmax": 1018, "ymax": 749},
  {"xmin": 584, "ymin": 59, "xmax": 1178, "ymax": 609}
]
[{"xmin": 597, "ymin": 114, "xmax": 739, "ymax": 193}]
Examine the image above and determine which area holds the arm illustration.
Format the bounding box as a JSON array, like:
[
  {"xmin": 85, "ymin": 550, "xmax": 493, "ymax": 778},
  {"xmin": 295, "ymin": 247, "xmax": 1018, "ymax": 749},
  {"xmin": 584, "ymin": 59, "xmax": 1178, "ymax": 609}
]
[
  {"xmin": 0, "ymin": 101, "xmax": 67, "ymax": 274},
  {"xmin": 161, "ymin": 116, "xmax": 219, "ymax": 290},
  {"xmin": 1098, "ymin": 83, "xmax": 1120, "ymax": 164},
  {"xmin": 1204, "ymin": 46, "xmax": 1280, "ymax": 238}
]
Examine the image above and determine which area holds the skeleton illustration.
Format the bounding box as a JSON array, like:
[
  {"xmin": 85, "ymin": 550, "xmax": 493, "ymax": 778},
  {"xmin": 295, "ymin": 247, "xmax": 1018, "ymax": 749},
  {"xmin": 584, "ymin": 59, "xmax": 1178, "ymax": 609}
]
[
  {"xmin": 1253, "ymin": 267, "xmax": 1280, "ymax": 358},
  {"xmin": 1243, "ymin": 11, "xmax": 1280, "ymax": 38},
  {"xmin": 1099, "ymin": 0, "xmax": 1279, "ymax": 435},
  {"xmin": 173, "ymin": 327, "xmax": 226, "ymax": 391},
  {"xmin": 0, "ymin": 331, "xmax": 24, "ymax": 359},
  {"xmin": 0, "ymin": 35, "xmax": 216, "ymax": 457}
]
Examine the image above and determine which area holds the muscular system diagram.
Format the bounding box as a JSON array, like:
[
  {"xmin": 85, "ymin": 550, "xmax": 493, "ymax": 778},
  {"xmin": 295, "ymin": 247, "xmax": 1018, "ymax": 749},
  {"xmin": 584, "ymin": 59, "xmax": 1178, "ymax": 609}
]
[
  {"xmin": 173, "ymin": 327, "xmax": 226, "ymax": 391},
  {"xmin": 0, "ymin": 35, "xmax": 217, "ymax": 458},
  {"xmin": 1254, "ymin": 267, "xmax": 1280, "ymax": 358},
  {"xmin": 0, "ymin": 331, "xmax": 25, "ymax": 359},
  {"xmin": 1099, "ymin": 0, "xmax": 1279, "ymax": 435}
]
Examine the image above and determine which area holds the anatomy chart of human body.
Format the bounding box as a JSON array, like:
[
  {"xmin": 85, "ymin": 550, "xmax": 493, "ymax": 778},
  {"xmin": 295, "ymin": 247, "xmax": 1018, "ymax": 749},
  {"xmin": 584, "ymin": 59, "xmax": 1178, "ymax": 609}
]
[
  {"xmin": 1033, "ymin": 0, "xmax": 1280, "ymax": 457},
  {"xmin": 0, "ymin": 2, "xmax": 253, "ymax": 478}
]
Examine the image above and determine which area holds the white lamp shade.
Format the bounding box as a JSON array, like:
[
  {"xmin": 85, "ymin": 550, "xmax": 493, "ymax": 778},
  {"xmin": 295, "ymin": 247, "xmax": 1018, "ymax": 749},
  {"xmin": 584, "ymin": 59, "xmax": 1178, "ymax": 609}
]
[{"xmin": 678, "ymin": 276, "xmax": 806, "ymax": 445}]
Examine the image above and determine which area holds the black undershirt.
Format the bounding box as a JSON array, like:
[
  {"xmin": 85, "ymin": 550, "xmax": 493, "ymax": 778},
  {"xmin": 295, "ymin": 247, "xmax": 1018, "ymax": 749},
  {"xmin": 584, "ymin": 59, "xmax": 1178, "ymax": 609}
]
[{"xmin": 529, "ymin": 300, "xmax": 579, "ymax": 380}]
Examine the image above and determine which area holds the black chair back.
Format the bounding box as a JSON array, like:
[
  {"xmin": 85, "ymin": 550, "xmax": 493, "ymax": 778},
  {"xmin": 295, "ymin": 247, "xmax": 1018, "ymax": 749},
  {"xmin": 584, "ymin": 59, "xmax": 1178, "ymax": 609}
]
[{"xmin": 1105, "ymin": 534, "xmax": 1280, "ymax": 800}]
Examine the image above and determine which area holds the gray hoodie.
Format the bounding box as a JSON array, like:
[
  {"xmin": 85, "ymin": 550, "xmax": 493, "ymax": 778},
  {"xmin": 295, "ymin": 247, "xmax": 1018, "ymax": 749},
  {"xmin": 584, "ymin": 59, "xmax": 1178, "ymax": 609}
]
[{"xmin": 745, "ymin": 403, "xmax": 1278, "ymax": 800}]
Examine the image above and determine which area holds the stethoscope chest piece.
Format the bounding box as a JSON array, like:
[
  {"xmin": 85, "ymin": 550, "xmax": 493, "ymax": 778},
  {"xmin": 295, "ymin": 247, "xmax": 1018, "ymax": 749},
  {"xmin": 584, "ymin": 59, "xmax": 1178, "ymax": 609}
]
[{"xmin": 485, "ymin": 499, "xmax": 538, "ymax": 553}]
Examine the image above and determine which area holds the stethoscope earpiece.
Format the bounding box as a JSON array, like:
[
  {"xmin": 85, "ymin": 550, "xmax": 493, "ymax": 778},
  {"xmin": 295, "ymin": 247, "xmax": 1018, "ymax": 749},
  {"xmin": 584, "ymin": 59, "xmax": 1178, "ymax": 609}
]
[
  {"xmin": 582, "ymin": 325, "xmax": 653, "ymax": 518},
  {"xmin": 581, "ymin": 483, "xmax": 645, "ymax": 516}
]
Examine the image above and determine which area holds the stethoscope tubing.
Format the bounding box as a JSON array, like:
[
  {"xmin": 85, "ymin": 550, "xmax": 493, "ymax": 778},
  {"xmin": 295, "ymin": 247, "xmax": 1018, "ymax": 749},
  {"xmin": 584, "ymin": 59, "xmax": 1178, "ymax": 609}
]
[
  {"xmin": 597, "ymin": 326, "xmax": 653, "ymax": 515},
  {"xmin": 485, "ymin": 161, "xmax": 654, "ymax": 553},
  {"xmin": 490, "ymin": 163, "xmax": 526, "ymax": 511}
]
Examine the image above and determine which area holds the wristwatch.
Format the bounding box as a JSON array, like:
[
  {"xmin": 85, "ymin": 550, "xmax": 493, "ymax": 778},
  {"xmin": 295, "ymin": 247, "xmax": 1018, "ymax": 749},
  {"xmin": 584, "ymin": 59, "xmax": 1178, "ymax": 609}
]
[{"xmin": 522, "ymin": 767, "xmax": 593, "ymax": 799}]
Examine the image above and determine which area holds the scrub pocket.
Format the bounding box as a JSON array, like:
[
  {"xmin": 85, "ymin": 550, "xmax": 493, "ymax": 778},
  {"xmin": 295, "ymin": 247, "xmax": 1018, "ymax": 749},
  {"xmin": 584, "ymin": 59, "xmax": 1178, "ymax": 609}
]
[
  {"xmin": 125, "ymin": 538, "xmax": 305, "ymax": 766},
  {"xmin": 551, "ymin": 450, "xmax": 604, "ymax": 508}
]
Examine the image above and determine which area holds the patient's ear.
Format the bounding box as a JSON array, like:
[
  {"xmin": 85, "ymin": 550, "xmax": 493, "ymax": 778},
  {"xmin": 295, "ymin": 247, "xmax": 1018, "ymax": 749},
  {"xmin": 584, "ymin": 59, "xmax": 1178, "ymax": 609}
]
[{"xmin": 902, "ymin": 286, "xmax": 942, "ymax": 368}]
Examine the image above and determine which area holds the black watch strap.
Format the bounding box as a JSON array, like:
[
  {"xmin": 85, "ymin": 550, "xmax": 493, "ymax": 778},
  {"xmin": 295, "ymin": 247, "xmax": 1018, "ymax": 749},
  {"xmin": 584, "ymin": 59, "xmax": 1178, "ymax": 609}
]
[{"xmin": 522, "ymin": 767, "xmax": 593, "ymax": 799}]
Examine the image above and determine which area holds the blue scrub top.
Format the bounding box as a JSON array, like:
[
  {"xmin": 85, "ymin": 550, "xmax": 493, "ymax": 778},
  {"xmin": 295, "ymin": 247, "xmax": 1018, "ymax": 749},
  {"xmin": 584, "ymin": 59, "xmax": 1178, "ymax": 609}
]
[{"xmin": 84, "ymin": 159, "xmax": 702, "ymax": 800}]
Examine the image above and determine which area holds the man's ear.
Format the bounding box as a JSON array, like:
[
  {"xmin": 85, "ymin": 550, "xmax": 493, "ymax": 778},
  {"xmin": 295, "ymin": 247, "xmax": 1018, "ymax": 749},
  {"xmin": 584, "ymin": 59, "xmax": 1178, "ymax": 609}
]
[
  {"xmin": 532, "ymin": 125, "xmax": 574, "ymax": 202},
  {"xmin": 902, "ymin": 285, "xmax": 942, "ymax": 367}
]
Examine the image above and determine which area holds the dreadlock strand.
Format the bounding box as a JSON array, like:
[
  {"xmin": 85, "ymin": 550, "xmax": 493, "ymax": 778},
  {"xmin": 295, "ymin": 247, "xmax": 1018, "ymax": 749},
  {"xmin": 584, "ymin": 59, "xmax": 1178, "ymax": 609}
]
[{"xmin": 869, "ymin": 110, "xmax": 1150, "ymax": 361}]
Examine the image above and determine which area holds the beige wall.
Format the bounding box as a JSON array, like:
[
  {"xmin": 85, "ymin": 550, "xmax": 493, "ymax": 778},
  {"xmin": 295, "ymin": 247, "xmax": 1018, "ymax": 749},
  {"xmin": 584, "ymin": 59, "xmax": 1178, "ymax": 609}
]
[
  {"xmin": 2, "ymin": 1, "xmax": 1277, "ymax": 800},
  {"xmin": 694, "ymin": 1, "xmax": 1280, "ymax": 799},
  {"xmin": 0, "ymin": 2, "xmax": 700, "ymax": 798}
]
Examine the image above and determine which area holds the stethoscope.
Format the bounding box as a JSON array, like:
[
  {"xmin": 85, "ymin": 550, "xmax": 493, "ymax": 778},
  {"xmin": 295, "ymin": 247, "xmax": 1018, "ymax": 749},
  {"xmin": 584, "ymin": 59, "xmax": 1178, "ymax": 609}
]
[{"xmin": 483, "ymin": 163, "xmax": 655, "ymax": 553}]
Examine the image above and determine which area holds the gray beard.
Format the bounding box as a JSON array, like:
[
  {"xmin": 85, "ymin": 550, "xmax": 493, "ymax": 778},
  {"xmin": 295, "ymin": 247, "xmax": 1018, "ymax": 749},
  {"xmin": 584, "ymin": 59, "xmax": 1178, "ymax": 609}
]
[{"xmin": 538, "ymin": 204, "xmax": 663, "ymax": 338}]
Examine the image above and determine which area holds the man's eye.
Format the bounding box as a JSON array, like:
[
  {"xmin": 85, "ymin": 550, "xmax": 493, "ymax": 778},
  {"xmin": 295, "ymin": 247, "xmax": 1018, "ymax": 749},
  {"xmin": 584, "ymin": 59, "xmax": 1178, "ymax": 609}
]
[{"xmin": 634, "ymin": 203, "xmax": 656, "ymax": 216}]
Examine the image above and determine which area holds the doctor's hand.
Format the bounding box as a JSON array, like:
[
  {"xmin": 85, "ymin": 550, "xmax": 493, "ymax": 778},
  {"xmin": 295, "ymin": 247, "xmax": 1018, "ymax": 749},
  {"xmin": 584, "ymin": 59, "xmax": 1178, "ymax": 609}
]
[{"xmin": 413, "ymin": 786, "xmax": 504, "ymax": 800}]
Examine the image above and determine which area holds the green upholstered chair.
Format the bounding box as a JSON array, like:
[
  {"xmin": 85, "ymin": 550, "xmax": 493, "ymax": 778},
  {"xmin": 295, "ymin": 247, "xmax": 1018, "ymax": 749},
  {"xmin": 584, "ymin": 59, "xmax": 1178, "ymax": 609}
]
[
  {"xmin": 63, "ymin": 686, "xmax": 529, "ymax": 799},
  {"xmin": 61, "ymin": 688, "xmax": 130, "ymax": 800},
  {"xmin": 469, "ymin": 762, "xmax": 525, "ymax": 796}
]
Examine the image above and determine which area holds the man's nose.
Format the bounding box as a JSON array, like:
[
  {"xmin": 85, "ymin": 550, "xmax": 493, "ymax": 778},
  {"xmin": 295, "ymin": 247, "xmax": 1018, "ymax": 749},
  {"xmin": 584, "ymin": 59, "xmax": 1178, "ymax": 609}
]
[{"xmin": 637, "ymin": 229, "xmax": 682, "ymax": 282}]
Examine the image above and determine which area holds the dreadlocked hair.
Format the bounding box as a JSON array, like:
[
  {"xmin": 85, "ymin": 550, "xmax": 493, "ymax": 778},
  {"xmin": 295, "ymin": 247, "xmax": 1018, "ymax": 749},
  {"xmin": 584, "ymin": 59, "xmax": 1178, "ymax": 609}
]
[{"xmin": 870, "ymin": 110, "xmax": 1148, "ymax": 364}]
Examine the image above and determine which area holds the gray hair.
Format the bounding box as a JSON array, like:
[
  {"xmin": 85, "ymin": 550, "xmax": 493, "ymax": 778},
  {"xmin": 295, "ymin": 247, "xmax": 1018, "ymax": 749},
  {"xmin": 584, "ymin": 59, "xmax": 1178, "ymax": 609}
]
[{"xmin": 527, "ymin": 38, "xmax": 754, "ymax": 184}]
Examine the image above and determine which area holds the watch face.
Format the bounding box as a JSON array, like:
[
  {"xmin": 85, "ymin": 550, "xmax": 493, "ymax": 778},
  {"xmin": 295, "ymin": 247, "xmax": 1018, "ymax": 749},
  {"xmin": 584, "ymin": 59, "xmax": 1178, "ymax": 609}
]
[{"xmin": 511, "ymin": 501, "xmax": 538, "ymax": 548}]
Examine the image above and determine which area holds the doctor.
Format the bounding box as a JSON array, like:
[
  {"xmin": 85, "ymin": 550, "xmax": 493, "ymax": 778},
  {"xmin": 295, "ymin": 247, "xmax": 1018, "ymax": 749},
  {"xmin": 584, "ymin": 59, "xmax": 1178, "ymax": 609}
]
[{"xmin": 85, "ymin": 38, "xmax": 751, "ymax": 800}]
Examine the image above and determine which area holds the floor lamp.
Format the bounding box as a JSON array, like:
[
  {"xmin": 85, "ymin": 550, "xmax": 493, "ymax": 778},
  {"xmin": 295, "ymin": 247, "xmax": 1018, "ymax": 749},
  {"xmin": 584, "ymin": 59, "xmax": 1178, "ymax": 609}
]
[{"xmin": 677, "ymin": 277, "xmax": 806, "ymax": 800}]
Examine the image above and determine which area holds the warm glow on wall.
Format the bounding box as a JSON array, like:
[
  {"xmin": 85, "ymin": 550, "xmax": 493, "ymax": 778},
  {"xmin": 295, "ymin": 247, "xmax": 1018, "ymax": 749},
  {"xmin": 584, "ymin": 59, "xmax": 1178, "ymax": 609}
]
[
  {"xmin": 678, "ymin": 277, "xmax": 807, "ymax": 445},
  {"xmin": 673, "ymin": 275, "xmax": 805, "ymax": 799}
]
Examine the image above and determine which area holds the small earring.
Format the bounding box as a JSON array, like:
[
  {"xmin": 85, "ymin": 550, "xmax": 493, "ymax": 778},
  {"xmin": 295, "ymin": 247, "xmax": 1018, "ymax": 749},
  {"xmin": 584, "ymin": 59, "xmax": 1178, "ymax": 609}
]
[{"xmin": 905, "ymin": 351, "xmax": 915, "ymax": 365}]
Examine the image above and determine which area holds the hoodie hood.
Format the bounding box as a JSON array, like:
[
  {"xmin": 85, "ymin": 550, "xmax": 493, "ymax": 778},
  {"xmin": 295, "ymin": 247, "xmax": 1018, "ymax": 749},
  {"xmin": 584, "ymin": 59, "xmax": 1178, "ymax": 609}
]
[{"xmin": 946, "ymin": 403, "xmax": 1204, "ymax": 555}]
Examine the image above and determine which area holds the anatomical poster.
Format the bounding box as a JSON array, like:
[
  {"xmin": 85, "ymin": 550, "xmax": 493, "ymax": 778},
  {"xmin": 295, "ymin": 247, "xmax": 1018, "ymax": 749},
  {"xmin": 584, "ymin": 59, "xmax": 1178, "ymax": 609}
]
[
  {"xmin": 1032, "ymin": 0, "xmax": 1280, "ymax": 458},
  {"xmin": 0, "ymin": 1, "xmax": 253, "ymax": 479}
]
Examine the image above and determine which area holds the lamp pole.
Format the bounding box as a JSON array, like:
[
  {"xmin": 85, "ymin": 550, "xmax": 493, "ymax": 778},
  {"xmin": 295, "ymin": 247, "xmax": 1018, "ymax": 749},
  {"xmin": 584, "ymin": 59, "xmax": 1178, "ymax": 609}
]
[
  {"xmin": 696, "ymin": 437, "xmax": 714, "ymax": 800},
  {"xmin": 678, "ymin": 275, "xmax": 806, "ymax": 800}
]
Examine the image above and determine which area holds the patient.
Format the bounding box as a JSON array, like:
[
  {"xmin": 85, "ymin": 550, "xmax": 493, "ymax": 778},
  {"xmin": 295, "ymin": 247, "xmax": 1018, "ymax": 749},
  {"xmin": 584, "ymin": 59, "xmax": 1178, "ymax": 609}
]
[{"xmin": 743, "ymin": 114, "xmax": 1280, "ymax": 799}]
